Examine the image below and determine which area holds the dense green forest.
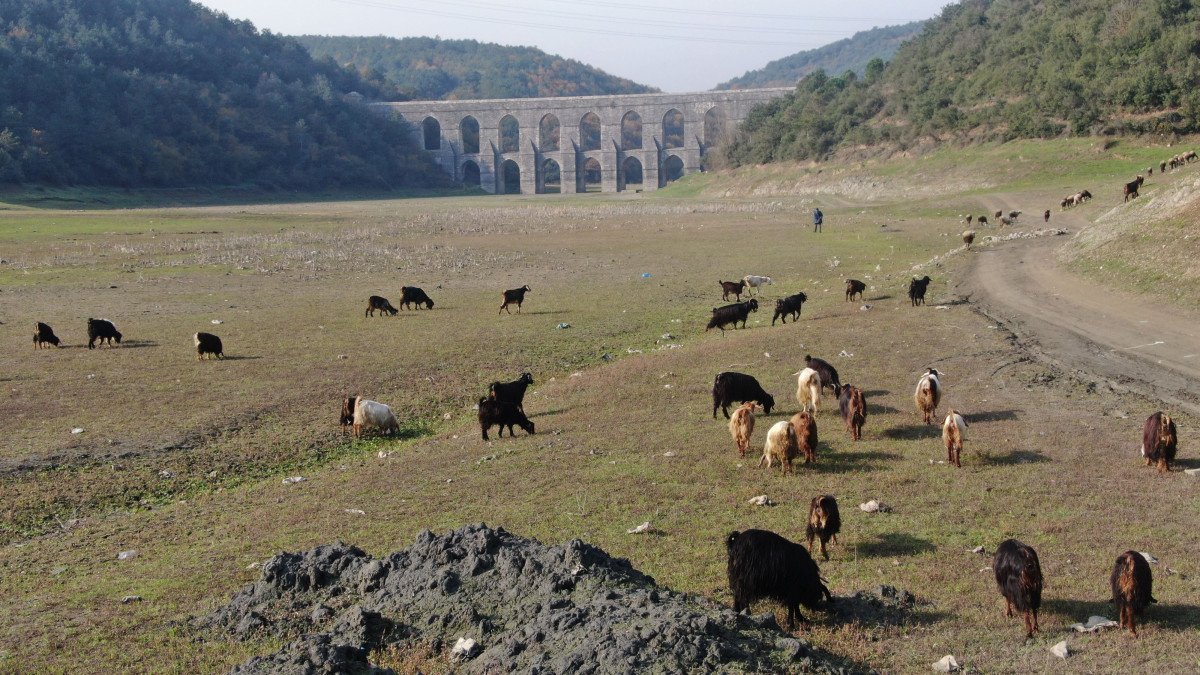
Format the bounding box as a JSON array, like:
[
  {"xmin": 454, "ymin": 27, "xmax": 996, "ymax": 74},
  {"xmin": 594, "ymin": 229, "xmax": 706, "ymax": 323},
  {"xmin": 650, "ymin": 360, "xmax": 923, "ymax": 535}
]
[
  {"xmin": 727, "ymin": 0, "xmax": 1200, "ymax": 166},
  {"xmin": 715, "ymin": 21, "xmax": 924, "ymax": 90},
  {"xmin": 295, "ymin": 35, "xmax": 656, "ymax": 100},
  {"xmin": 0, "ymin": 0, "xmax": 448, "ymax": 188}
]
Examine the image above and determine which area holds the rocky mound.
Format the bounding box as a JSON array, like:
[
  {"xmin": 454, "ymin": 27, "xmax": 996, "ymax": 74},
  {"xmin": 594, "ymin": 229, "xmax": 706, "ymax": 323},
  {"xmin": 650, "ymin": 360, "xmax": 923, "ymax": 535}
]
[{"xmin": 202, "ymin": 524, "xmax": 856, "ymax": 674}]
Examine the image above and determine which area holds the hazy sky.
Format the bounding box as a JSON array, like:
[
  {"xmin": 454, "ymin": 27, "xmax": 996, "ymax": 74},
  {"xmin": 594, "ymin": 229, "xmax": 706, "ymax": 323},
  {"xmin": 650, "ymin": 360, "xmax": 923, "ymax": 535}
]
[{"xmin": 195, "ymin": 0, "xmax": 950, "ymax": 92}]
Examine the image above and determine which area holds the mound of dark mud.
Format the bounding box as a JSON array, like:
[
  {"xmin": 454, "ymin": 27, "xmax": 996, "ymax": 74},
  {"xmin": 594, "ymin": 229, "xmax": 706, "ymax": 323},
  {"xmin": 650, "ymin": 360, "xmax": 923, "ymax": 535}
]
[{"xmin": 202, "ymin": 524, "xmax": 858, "ymax": 674}]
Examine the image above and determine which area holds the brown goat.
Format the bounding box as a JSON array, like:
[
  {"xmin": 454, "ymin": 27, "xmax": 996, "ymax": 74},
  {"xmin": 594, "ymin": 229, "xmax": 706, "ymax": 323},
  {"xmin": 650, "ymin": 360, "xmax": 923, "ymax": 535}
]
[
  {"xmin": 790, "ymin": 411, "xmax": 818, "ymax": 465},
  {"xmin": 806, "ymin": 495, "xmax": 841, "ymax": 561},
  {"xmin": 1141, "ymin": 411, "xmax": 1178, "ymax": 473},
  {"xmin": 838, "ymin": 384, "xmax": 866, "ymax": 441},
  {"xmin": 499, "ymin": 285, "xmax": 531, "ymax": 314},
  {"xmin": 914, "ymin": 369, "xmax": 941, "ymax": 425},
  {"xmin": 1111, "ymin": 551, "xmax": 1156, "ymax": 637},
  {"xmin": 942, "ymin": 410, "xmax": 967, "ymax": 468},
  {"xmin": 719, "ymin": 279, "xmax": 747, "ymax": 301},
  {"xmin": 728, "ymin": 401, "xmax": 757, "ymax": 458}
]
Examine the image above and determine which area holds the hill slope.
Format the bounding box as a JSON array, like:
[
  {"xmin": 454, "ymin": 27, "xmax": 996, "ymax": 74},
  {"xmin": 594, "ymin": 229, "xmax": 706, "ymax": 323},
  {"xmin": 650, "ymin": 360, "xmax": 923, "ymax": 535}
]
[
  {"xmin": 715, "ymin": 21, "xmax": 924, "ymax": 90},
  {"xmin": 0, "ymin": 0, "xmax": 446, "ymax": 189},
  {"xmin": 295, "ymin": 35, "xmax": 657, "ymax": 100},
  {"xmin": 726, "ymin": 0, "xmax": 1200, "ymax": 165}
]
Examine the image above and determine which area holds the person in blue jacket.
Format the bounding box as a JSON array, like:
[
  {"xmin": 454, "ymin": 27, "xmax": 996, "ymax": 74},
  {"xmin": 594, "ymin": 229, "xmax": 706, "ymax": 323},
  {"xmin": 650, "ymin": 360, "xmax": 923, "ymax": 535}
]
[{"xmin": 812, "ymin": 206, "xmax": 823, "ymax": 233}]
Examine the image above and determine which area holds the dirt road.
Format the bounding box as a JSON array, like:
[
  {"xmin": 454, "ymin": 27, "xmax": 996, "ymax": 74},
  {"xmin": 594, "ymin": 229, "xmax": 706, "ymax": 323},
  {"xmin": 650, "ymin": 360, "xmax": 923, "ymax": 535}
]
[{"xmin": 962, "ymin": 228, "xmax": 1200, "ymax": 414}]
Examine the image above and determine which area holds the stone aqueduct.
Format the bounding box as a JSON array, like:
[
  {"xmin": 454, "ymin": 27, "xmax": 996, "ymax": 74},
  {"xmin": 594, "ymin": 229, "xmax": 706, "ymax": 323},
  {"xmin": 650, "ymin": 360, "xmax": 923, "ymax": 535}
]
[{"xmin": 375, "ymin": 89, "xmax": 790, "ymax": 194}]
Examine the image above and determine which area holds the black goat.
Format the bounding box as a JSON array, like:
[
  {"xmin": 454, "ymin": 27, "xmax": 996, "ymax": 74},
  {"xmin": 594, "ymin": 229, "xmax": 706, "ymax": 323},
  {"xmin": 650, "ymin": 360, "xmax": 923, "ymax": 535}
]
[
  {"xmin": 193, "ymin": 332, "xmax": 224, "ymax": 360},
  {"xmin": 33, "ymin": 322, "xmax": 61, "ymax": 348},
  {"xmin": 500, "ymin": 285, "xmax": 531, "ymax": 314},
  {"xmin": 771, "ymin": 293, "xmax": 807, "ymax": 325},
  {"xmin": 400, "ymin": 286, "xmax": 435, "ymax": 310},
  {"xmin": 994, "ymin": 539, "xmax": 1043, "ymax": 639},
  {"xmin": 489, "ymin": 372, "xmax": 534, "ymax": 412},
  {"xmin": 87, "ymin": 318, "xmax": 122, "ymax": 349},
  {"xmin": 478, "ymin": 397, "xmax": 535, "ymax": 440},
  {"xmin": 845, "ymin": 279, "xmax": 866, "ymax": 302},
  {"xmin": 1111, "ymin": 550, "xmax": 1156, "ymax": 637},
  {"xmin": 707, "ymin": 299, "xmax": 758, "ymax": 332},
  {"xmin": 365, "ymin": 295, "xmax": 398, "ymax": 317},
  {"xmin": 712, "ymin": 371, "xmax": 774, "ymax": 419},
  {"xmin": 726, "ymin": 529, "xmax": 833, "ymax": 630},
  {"xmin": 805, "ymin": 495, "xmax": 841, "ymax": 561},
  {"xmin": 804, "ymin": 355, "xmax": 841, "ymax": 396},
  {"xmin": 908, "ymin": 276, "xmax": 932, "ymax": 306}
]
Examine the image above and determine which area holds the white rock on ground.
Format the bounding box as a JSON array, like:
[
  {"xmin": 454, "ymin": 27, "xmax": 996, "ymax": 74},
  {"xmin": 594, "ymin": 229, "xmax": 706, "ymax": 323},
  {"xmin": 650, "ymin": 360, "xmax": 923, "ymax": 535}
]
[
  {"xmin": 859, "ymin": 499, "xmax": 892, "ymax": 513},
  {"xmin": 282, "ymin": 476, "xmax": 306, "ymax": 484},
  {"xmin": 627, "ymin": 521, "xmax": 653, "ymax": 534},
  {"xmin": 1069, "ymin": 615, "xmax": 1118, "ymax": 632},
  {"xmin": 1184, "ymin": 468, "xmax": 1200, "ymax": 476},
  {"xmin": 932, "ymin": 654, "xmax": 959, "ymax": 672},
  {"xmin": 451, "ymin": 637, "xmax": 481, "ymax": 662},
  {"xmin": 747, "ymin": 495, "xmax": 775, "ymax": 506},
  {"xmin": 117, "ymin": 550, "xmax": 138, "ymax": 561},
  {"xmin": 1051, "ymin": 641, "xmax": 1069, "ymax": 659}
]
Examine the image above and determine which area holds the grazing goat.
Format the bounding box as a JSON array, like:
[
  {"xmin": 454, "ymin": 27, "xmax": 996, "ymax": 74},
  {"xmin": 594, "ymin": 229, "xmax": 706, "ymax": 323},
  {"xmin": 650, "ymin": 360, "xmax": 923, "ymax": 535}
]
[
  {"xmin": 804, "ymin": 355, "xmax": 841, "ymax": 396},
  {"xmin": 488, "ymin": 372, "xmax": 534, "ymax": 412},
  {"xmin": 1079, "ymin": 189, "xmax": 1092, "ymax": 202},
  {"xmin": 399, "ymin": 286, "xmax": 435, "ymax": 310},
  {"xmin": 87, "ymin": 318, "xmax": 122, "ymax": 349},
  {"xmin": 33, "ymin": 322, "xmax": 61, "ymax": 348},
  {"xmin": 977, "ymin": 215, "xmax": 989, "ymax": 226},
  {"xmin": 1140, "ymin": 411, "xmax": 1178, "ymax": 473},
  {"xmin": 908, "ymin": 276, "xmax": 932, "ymax": 306},
  {"xmin": 965, "ymin": 215, "xmax": 973, "ymax": 226},
  {"xmin": 1111, "ymin": 551, "xmax": 1156, "ymax": 638},
  {"xmin": 741, "ymin": 275, "xmax": 773, "ymax": 295},
  {"xmin": 993, "ymin": 539, "xmax": 1043, "ymax": 639},
  {"xmin": 771, "ymin": 293, "xmax": 807, "ymax": 325},
  {"xmin": 1060, "ymin": 197, "xmax": 1072, "ymax": 210},
  {"xmin": 760, "ymin": 420, "xmax": 799, "ymax": 474},
  {"xmin": 707, "ymin": 299, "xmax": 758, "ymax": 332},
  {"xmin": 712, "ymin": 371, "xmax": 775, "ymax": 418},
  {"xmin": 793, "ymin": 367, "xmax": 822, "ymax": 415},
  {"xmin": 790, "ymin": 411, "xmax": 818, "ymax": 465},
  {"xmin": 1008, "ymin": 210, "xmax": 1021, "ymax": 219},
  {"xmin": 845, "ymin": 279, "xmax": 866, "ymax": 302},
  {"xmin": 193, "ymin": 332, "xmax": 224, "ymax": 360},
  {"xmin": 962, "ymin": 230, "xmax": 976, "ymax": 249},
  {"xmin": 1043, "ymin": 209, "xmax": 1050, "ymax": 223},
  {"xmin": 719, "ymin": 279, "xmax": 747, "ymax": 301},
  {"xmin": 1185, "ymin": 150, "xmax": 1197, "ymax": 163},
  {"xmin": 999, "ymin": 216, "xmax": 1013, "ymax": 227},
  {"xmin": 477, "ymin": 397, "xmax": 535, "ymax": 440},
  {"xmin": 1123, "ymin": 176, "xmax": 1144, "ymax": 202},
  {"xmin": 994, "ymin": 210, "xmax": 1002, "ymax": 219},
  {"xmin": 914, "ymin": 368, "xmax": 942, "ymax": 425},
  {"xmin": 340, "ymin": 396, "xmax": 399, "ymax": 439},
  {"xmin": 942, "ymin": 410, "xmax": 967, "ymax": 468},
  {"xmin": 728, "ymin": 401, "xmax": 757, "ymax": 458},
  {"xmin": 365, "ymin": 295, "xmax": 398, "ymax": 317},
  {"xmin": 499, "ymin": 285, "xmax": 531, "ymax": 314},
  {"xmin": 838, "ymin": 384, "xmax": 866, "ymax": 441},
  {"xmin": 806, "ymin": 495, "xmax": 841, "ymax": 561},
  {"xmin": 1160, "ymin": 160, "xmax": 1168, "ymax": 173},
  {"xmin": 726, "ymin": 529, "xmax": 833, "ymax": 630}
]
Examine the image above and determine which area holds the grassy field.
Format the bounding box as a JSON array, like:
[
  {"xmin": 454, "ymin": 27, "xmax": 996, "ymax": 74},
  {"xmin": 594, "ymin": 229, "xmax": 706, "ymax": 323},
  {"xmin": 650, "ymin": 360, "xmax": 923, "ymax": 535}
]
[{"xmin": 0, "ymin": 139, "xmax": 1198, "ymax": 672}]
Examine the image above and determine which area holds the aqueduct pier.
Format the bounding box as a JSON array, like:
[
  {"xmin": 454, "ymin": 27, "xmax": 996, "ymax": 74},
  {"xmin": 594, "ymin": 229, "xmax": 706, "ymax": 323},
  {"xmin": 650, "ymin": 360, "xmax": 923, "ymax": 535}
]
[{"xmin": 374, "ymin": 89, "xmax": 790, "ymax": 194}]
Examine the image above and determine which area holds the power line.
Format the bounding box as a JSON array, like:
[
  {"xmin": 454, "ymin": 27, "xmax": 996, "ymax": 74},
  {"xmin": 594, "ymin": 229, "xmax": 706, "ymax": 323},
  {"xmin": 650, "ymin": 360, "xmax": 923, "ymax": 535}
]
[{"xmin": 549, "ymin": 0, "xmax": 885, "ymax": 23}]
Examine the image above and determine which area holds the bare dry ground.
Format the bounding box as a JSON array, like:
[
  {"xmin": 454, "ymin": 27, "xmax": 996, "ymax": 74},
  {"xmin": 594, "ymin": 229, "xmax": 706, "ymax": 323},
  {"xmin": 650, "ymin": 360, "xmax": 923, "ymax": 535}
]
[{"xmin": 0, "ymin": 140, "xmax": 1198, "ymax": 672}]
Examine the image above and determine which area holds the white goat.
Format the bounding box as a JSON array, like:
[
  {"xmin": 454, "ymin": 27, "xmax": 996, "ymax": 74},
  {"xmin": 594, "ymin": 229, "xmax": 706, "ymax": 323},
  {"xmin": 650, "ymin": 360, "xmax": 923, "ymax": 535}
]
[
  {"xmin": 914, "ymin": 368, "xmax": 942, "ymax": 425},
  {"xmin": 741, "ymin": 275, "xmax": 773, "ymax": 295},
  {"xmin": 759, "ymin": 420, "xmax": 799, "ymax": 474},
  {"xmin": 793, "ymin": 367, "xmax": 822, "ymax": 414},
  {"xmin": 353, "ymin": 398, "xmax": 399, "ymax": 439}
]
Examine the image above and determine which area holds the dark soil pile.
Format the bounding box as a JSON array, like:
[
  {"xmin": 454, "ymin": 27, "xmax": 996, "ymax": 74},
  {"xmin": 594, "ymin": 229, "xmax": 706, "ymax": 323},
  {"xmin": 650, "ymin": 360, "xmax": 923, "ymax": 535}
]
[{"xmin": 202, "ymin": 524, "xmax": 859, "ymax": 674}]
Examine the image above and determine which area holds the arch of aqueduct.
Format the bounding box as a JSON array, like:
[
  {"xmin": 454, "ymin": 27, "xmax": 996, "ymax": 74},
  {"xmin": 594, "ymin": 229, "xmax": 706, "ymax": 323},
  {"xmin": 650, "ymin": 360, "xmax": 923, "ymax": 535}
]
[{"xmin": 375, "ymin": 88, "xmax": 789, "ymax": 194}]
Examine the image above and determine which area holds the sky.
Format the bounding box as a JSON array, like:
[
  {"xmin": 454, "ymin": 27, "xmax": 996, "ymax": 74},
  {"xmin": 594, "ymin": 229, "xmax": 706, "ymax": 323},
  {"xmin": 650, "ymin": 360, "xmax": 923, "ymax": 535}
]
[{"xmin": 194, "ymin": 0, "xmax": 950, "ymax": 92}]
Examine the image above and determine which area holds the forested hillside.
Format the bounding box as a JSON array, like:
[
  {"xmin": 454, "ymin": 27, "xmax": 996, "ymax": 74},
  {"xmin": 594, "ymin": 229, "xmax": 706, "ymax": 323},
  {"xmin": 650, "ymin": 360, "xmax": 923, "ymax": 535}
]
[
  {"xmin": 715, "ymin": 21, "xmax": 924, "ymax": 90},
  {"xmin": 726, "ymin": 0, "xmax": 1200, "ymax": 166},
  {"xmin": 0, "ymin": 0, "xmax": 447, "ymax": 189},
  {"xmin": 295, "ymin": 35, "xmax": 657, "ymax": 100}
]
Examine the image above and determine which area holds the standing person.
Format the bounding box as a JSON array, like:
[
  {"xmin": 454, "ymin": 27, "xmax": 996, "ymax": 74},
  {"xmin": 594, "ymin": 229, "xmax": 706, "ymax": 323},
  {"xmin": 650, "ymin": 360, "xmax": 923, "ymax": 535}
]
[{"xmin": 812, "ymin": 206, "xmax": 823, "ymax": 233}]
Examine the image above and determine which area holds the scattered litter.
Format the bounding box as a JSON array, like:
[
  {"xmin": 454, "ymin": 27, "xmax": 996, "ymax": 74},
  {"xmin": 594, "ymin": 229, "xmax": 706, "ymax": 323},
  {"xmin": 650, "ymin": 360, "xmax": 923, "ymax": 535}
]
[
  {"xmin": 570, "ymin": 372, "xmax": 583, "ymax": 378},
  {"xmin": 600, "ymin": 353, "xmax": 612, "ymax": 361},
  {"xmin": 207, "ymin": 470, "xmax": 218, "ymax": 478},
  {"xmin": 443, "ymin": 412, "xmax": 452, "ymax": 420},
  {"xmin": 838, "ymin": 350, "xmax": 853, "ymax": 358},
  {"xmin": 1070, "ymin": 616, "xmax": 1118, "ymax": 632},
  {"xmin": 1051, "ymin": 641, "xmax": 1069, "ymax": 659},
  {"xmin": 556, "ymin": 322, "xmax": 571, "ymax": 329},
  {"xmin": 979, "ymin": 567, "xmax": 991, "ymax": 573},
  {"xmin": 932, "ymin": 655, "xmax": 959, "ymax": 672},
  {"xmin": 663, "ymin": 384, "xmax": 673, "ymax": 389},
  {"xmin": 344, "ymin": 509, "xmax": 366, "ymax": 515},
  {"xmin": 641, "ymin": 273, "xmax": 652, "ymax": 278},
  {"xmin": 51, "ymin": 566, "xmax": 68, "ymax": 576},
  {"xmin": 661, "ymin": 333, "xmax": 676, "ymax": 340},
  {"xmin": 337, "ymin": 354, "xmax": 347, "ymax": 360},
  {"xmin": 747, "ymin": 495, "xmax": 776, "ymax": 507},
  {"xmin": 71, "ymin": 428, "xmax": 84, "ymax": 434},
  {"xmin": 627, "ymin": 348, "xmax": 642, "ymax": 354},
  {"xmin": 377, "ymin": 451, "xmax": 390, "ymax": 459},
  {"xmin": 627, "ymin": 521, "xmax": 653, "ymax": 534},
  {"xmin": 859, "ymin": 499, "xmax": 892, "ymax": 513},
  {"xmin": 158, "ymin": 469, "xmax": 175, "ymax": 479},
  {"xmin": 1139, "ymin": 551, "xmax": 1158, "ymax": 564},
  {"xmin": 117, "ymin": 550, "xmax": 138, "ymax": 561},
  {"xmin": 211, "ymin": 319, "xmax": 223, "ymax": 325},
  {"xmin": 763, "ymin": 352, "xmax": 770, "ymax": 358},
  {"xmin": 1185, "ymin": 468, "xmax": 1200, "ymax": 476},
  {"xmin": 662, "ymin": 452, "xmax": 676, "ymax": 457},
  {"xmin": 451, "ymin": 637, "xmax": 481, "ymax": 662},
  {"xmin": 935, "ymin": 305, "xmax": 950, "ymax": 310},
  {"xmin": 121, "ymin": 595, "xmax": 142, "ymax": 604},
  {"xmin": 860, "ymin": 304, "xmax": 872, "ymax": 311},
  {"xmin": 446, "ymin": 479, "xmax": 453, "ymax": 484},
  {"xmin": 282, "ymin": 476, "xmax": 306, "ymax": 484},
  {"xmin": 86, "ymin": 374, "xmax": 95, "ymax": 379},
  {"xmin": 247, "ymin": 561, "xmax": 261, "ymax": 570},
  {"xmin": 971, "ymin": 546, "xmax": 985, "ymax": 554}
]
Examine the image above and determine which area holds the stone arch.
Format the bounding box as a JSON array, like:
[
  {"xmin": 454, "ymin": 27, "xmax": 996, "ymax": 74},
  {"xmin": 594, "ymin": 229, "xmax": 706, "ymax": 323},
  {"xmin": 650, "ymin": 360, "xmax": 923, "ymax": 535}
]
[
  {"xmin": 541, "ymin": 158, "xmax": 561, "ymax": 194},
  {"xmin": 460, "ymin": 116, "xmax": 480, "ymax": 154},
  {"xmin": 703, "ymin": 106, "xmax": 726, "ymax": 148},
  {"xmin": 661, "ymin": 154, "xmax": 684, "ymax": 185},
  {"xmin": 580, "ymin": 112, "xmax": 601, "ymax": 151},
  {"xmin": 461, "ymin": 160, "xmax": 480, "ymax": 187},
  {"xmin": 662, "ymin": 109, "xmax": 684, "ymax": 149},
  {"xmin": 499, "ymin": 115, "xmax": 520, "ymax": 153},
  {"xmin": 582, "ymin": 157, "xmax": 602, "ymax": 192},
  {"xmin": 539, "ymin": 113, "xmax": 560, "ymax": 152},
  {"xmin": 621, "ymin": 111, "xmax": 642, "ymax": 150},
  {"xmin": 621, "ymin": 156, "xmax": 643, "ymax": 190},
  {"xmin": 501, "ymin": 159, "xmax": 521, "ymax": 194},
  {"xmin": 422, "ymin": 117, "xmax": 441, "ymax": 150}
]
